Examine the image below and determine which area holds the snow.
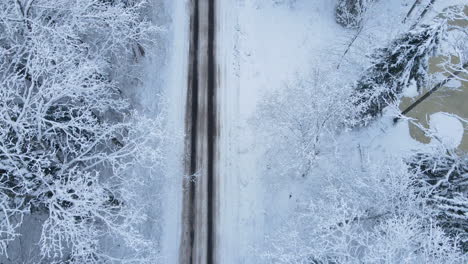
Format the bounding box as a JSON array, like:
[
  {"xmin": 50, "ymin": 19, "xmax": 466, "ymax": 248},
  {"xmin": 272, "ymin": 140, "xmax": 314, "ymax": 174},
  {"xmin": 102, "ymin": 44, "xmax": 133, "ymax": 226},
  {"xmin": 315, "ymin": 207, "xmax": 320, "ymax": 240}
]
[
  {"xmin": 2, "ymin": 0, "xmax": 466, "ymax": 262},
  {"xmin": 425, "ymin": 0, "xmax": 467, "ymax": 23},
  {"xmin": 151, "ymin": 0, "xmax": 468, "ymax": 262},
  {"xmin": 402, "ymin": 79, "xmax": 419, "ymax": 98},
  {"xmin": 214, "ymin": 1, "xmax": 433, "ymax": 262},
  {"xmin": 142, "ymin": 0, "xmax": 468, "ymax": 262},
  {"xmin": 429, "ymin": 112, "xmax": 464, "ymax": 149},
  {"xmin": 156, "ymin": 0, "xmax": 190, "ymax": 262},
  {"xmin": 151, "ymin": 0, "xmax": 467, "ymax": 262},
  {"xmin": 129, "ymin": 0, "xmax": 189, "ymax": 262},
  {"xmin": 445, "ymin": 78, "xmax": 463, "ymax": 89},
  {"xmin": 215, "ymin": 0, "xmax": 343, "ymax": 262}
]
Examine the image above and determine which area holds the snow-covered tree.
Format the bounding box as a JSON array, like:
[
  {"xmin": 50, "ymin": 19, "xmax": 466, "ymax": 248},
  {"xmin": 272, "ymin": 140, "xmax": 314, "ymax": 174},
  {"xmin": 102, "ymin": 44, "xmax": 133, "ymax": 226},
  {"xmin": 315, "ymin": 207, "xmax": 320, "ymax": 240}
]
[
  {"xmin": 255, "ymin": 3, "xmax": 468, "ymax": 263},
  {"xmin": 409, "ymin": 146, "xmax": 468, "ymax": 252},
  {"xmin": 335, "ymin": 0, "xmax": 374, "ymax": 29},
  {"xmin": 354, "ymin": 5, "xmax": 467, "ymax": 125},
  {"xmin": 255, "ymin": 69, "xmax": 353, "ymax": 178},
  {"xmin": 439, "ymin": 8, "xmax": 468, "ymax": 83},
  {"xmin": 353, "ymin": 20, "xmax": 446, "ymax": 124},
  {"xmin": 260, "ymin": 156, "xmax": 466, "ymax": 263},
  {"xmin": 0, "ymin": 0, "xmax": 161, "ymax": 262}
]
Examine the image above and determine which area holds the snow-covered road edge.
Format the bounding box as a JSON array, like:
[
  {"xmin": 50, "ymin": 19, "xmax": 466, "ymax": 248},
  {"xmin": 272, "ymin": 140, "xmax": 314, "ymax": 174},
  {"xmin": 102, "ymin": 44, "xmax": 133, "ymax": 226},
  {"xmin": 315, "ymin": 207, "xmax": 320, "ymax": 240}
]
[
  {"xmin": 215, "ymin": 0, "xmax": 242, "ymax": 262},
  {"xmin": 158, "ymin": 0, "xmax": 190, "ymax": 262},
  {"xmin": 216, "ymin": 1, "xmax": 267, "ymax": 262}
]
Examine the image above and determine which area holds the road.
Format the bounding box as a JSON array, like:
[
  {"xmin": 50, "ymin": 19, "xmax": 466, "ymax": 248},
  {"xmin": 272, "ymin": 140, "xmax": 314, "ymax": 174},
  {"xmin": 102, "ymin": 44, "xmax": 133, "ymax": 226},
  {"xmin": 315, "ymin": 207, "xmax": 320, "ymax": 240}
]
[{"xmin": 179, "ymin": 0, "xmax": 218, "ymax": 263}]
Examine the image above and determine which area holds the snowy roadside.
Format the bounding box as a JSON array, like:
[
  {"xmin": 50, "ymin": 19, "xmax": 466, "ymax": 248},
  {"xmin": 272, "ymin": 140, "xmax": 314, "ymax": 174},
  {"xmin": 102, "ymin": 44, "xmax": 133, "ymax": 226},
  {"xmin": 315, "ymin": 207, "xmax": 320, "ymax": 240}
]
[
  {"xmin": 213, "ymin": 0, "xmax": 466, "ymax": 262},
  {"xmin": 154, "ymin": 0, "xmax": 190, "ymax": 262},
  {"xmin": 111, "ymin": 0, "xmax": 190, "ymax": 262},
  {"xmin": 215, "ymin": 0, "xmax": 343, "ymax": 262},
  {"xmin": 100, "ymin": 0, "xmax": 190, "ymax": 262},
  {"xmin": 139, "ymin": 0, "xmax": 465, "ymax": 262}
]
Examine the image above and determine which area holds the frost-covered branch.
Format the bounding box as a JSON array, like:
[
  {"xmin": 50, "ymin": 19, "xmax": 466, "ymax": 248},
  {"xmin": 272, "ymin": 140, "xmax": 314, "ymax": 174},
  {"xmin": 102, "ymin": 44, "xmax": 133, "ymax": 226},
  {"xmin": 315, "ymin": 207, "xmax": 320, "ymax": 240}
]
[{"xmin": 0, "ymin": 0, "xmax": 162, "ymax": 262}]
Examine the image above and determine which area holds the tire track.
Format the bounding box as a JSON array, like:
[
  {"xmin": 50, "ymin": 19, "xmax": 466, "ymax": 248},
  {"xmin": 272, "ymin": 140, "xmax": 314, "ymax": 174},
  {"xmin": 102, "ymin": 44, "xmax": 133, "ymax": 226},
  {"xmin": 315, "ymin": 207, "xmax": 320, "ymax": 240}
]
[{"xmin": 179, "ymin": 0, "xmax": 217, "ymax": 263}]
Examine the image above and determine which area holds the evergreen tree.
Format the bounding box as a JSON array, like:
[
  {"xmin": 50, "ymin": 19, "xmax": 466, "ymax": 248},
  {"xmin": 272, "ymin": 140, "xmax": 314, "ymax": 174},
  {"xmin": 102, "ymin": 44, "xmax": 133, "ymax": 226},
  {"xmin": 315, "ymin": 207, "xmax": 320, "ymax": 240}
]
[
  {"xmin": 354, "ymin": 21, "xmax": 445, "ymax": 124},
  {"xmin": 409, "ymin": 150, "xmax": 468, "ymax": 252}
]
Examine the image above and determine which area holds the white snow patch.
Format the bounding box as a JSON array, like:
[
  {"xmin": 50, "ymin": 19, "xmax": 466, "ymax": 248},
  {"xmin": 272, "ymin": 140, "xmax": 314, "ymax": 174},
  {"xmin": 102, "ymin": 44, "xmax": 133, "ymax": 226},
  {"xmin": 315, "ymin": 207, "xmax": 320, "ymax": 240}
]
[
  {"xmin": 445, "ymin": 79, "xmax": 462, "ymax": 89},
  {"xmin": 402, "ymin": 79, "xmax": 419, "ymax": 98},
  {"xmin": 429, "ymin": 112, "xmax": 464, "ymax": 149},
  {"xmin": 158, "ymin": 0, "xmax": 190, "ymax": 262}
]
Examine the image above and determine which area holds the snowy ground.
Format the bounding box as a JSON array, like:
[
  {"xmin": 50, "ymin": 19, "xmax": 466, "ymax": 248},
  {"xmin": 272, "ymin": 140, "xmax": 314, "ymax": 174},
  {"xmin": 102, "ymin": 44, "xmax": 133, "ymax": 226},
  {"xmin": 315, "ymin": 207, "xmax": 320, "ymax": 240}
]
[
  {"xmin": 101, "ymin": 0, "xmax": 190, "ymax": 261},
  {"xmin": 213, "ymin": 0, "xmax": 439, "ymax": 262},
  {"xmin": 216, "ymin": 0, "xmax": 350, "ymax": 262},
  {"xmin": 136, "ymin": 0, "xmax": 467, "ymax": 262},
  {"xmin": 152, "ymin": 0, "xmax": 190, "ymax": 262},
  {"xmin": 147, "ymin": 0, "xmax": 466, "ymax": 262},
  {"xmin": 1, "ymin": 0, "xmax": 465, "ymax": 263},
  {"xmin": 118, "ymin": 0, "xmax": 190, "ymax": 262},
  {"xmin": 429, "ymin": 112, "xmax": 464, "ymax": 149}
]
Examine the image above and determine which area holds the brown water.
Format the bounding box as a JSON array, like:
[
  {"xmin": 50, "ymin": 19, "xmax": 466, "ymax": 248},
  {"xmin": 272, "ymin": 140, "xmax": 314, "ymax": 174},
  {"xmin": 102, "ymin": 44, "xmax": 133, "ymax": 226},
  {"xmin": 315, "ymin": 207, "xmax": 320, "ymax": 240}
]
[{"xmin": 399, "ymin": 7, "xmax": 467, "ymax": 151}]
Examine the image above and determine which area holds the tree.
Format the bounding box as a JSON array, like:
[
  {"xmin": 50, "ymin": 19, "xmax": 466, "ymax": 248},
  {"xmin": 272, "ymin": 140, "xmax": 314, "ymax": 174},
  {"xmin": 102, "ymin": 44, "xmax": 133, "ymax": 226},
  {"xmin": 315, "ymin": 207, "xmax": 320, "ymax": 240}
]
[
  {"xmin": 255, "ymin": 4, "xmax": 468, "ymax": 263},
  {"xmin": 353, "ymin": 20, "xmax": 446, "ymax": 124},
  {"xmin": 335, "ymin": 0, "xmax": 374, "ymax": 29},
  {"xmin": 396, "ymin": 7, "xmax": 468, "ymax": 122},
  {"xmin": 409, "ymin": 142, "xmax": 468, "ymax": 252},
  {"xmin": 354, "ymin": 5, "xmax": 467, "ymax": 125},
  {"xmin": 260, "ymin": 155, "xmax": 466, "ymax": 263},
  {"xmin": 439, "ymin": 7, "xmax": 468, "ymax": 83},
  {"xmin": 255, "ymin": 69, "xmax": 353, "ymax": 179},
  {"xmin": 0, "ymin": 0, "xmax": 161, "ymax": 262}
]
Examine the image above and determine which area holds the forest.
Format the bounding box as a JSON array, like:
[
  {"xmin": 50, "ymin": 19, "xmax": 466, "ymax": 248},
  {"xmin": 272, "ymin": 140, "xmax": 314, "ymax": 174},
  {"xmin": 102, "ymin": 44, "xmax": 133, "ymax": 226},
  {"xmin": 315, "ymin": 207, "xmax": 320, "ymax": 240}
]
[{"xmin": 0, "ymin": 0, "xmax": 467, "ymax": 263}]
